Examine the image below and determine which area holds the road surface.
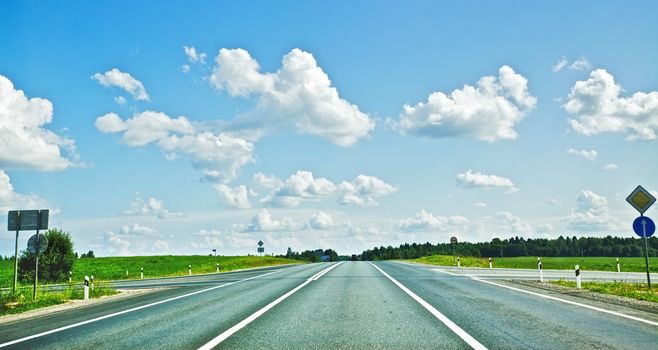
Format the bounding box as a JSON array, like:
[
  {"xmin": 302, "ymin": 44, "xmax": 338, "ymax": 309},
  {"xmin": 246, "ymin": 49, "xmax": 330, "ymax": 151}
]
[{"xmin": 0, "ymin": 261, "xmax": 656, "ymax": 349}]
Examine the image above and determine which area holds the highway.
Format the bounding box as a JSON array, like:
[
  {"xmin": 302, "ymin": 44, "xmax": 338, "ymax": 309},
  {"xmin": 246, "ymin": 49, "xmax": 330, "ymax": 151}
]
[{"xmin": 0, "ymin": 261, "xmax": 656, "ymax": 349}]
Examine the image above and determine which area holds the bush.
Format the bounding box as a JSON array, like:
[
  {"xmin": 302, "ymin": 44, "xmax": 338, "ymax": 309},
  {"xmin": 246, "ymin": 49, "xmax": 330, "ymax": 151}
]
[{"xmin": 18, "ymin": 229, "xmax": 76, "ymax": 283}]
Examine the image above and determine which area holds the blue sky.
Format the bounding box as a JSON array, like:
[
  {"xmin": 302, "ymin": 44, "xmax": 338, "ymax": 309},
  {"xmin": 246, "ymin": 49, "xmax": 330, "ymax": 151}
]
[{"xmin": 1, "ymin": 1, "xmax": 658, "ymax": 256}]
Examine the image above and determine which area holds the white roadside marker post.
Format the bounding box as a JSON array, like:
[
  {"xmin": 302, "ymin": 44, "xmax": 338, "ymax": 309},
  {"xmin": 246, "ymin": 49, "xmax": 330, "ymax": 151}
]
[
  {"xmin": 616, "ymin": 258, "xmax": 620, "ymax": 273},
  {"xmin": 69, "ymin": 271, "xmax": 72, "ymax": 284},
  {"xmin": 457, "ymin": 257, "xmax": 460, "ymax": 268},
  {"xmin": 575, "ymin": 265, "xmax": 581, "ymax": 289},
  {"xmin": 141, "ymin": 267, "xmax": 144, "ymax": 279},
  {"xmin": 91, "ymin": 275, "xmax": 94, "ymax": 292},
  {"xmin": 188, "ymin": 264, "xmax": 192, "ymax": 276},
  {"xmin": 126, "ymin": 270, "xmax": 128, "ymax": 277},
  {"xmin": 489, "ymin": 257, "xmax": 492, "ymax": 269},
  {"xmin": 84, "ymin": 276, "xmax": 90, "ymax": 300},
  {"xmin": 216, "ymin": 263, "xmax": 220, "ymax": 273},
  {"xmin": 538, "ymin": 257, "xmax": 543, "ymax": 282}
]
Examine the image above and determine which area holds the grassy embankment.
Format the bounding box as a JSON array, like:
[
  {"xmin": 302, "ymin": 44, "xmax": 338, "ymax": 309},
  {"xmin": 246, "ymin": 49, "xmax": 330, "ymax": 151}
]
[
  {"xmin": 551, "ymin": 280, "xmax": 658, "ymax": 303},
  {"xmin": 1, "ymin": 255, "xmax": 300, "ymax": 315},
  {"xmin": 414, "ymin": 255, "xmax": 657, "ymax": 272}
]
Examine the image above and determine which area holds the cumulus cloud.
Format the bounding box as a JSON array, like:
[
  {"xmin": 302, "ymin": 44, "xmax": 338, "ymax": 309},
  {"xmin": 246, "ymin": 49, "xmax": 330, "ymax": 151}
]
[
  {"xmin": 396, "ymin": 209, "xmax": 468, "ymax": 232},
  {"xmin": 456, "ymin": 170, "xmax": 518, "ymax": 193},
  {"xmin": 183, "ymin": 46, "xmax": 207, "ymax": 64},
  {"xmin": 181, "ymin": 65, "xmax": 191, "ymax": 74},
  {"xmin": 0, "ymin": 74, "xmax": 77, "ymax": 171},
  {"xmin": 552, "ymin": 56, "xmax": 591, "ymax": 72},
  {"xmin": 92, "ymin": 68, "xmax": 149, "ymax": 101},
  {"xmin": 536, "ymin": 223, "xmax": 554, "ymax": 233},
  {"xmin": 210, "ymin": 48, "xmax": 375, "ymax": 146},
  {"xmin": 123, "ymin": 193, "xmax": 182, "ymax": 218},
  {"xmin": 117, "ymin": 223, "xmax": 157, "ymax": 235},
  {"xmin": 245, "ymin": 209, "xmax": 297, "ymax": 232},
  {"xmin": 104, "ymin": 232, "xmax": 131, "ymax": 256},
  {"xmin": 0, "ymin": 170, "xmax": 50, "ymax": 212},
  {"xmin": 491, "ymin": 211, "xmax": 531, "ymax": 233},
  {"xmin": 567, "ymin": 148, "xmax": 597, "ymax": 161},
  {"xmin": 398, "ymin": 65, "xmax": 536, "ymax": 142},
  {"xmin": 115, "ymin": 96, "xmax": 127, "ymax": 105},
  {"xmin": 214, "ymin": 184, "xmax": 251, "ymax": 209},
  {"xmin": 261, "ymin": 171, "xmax": 396, "ymax": 207},
  {"xmin": 95, "ymin": 111, "xmax": 254, "ymax": 183},
  {"xmin": 474, "ymin": 202, "xmax": 487, "ymax": 208},
  {"xmin": 307, "ymin": 211, "xmax": 334, "ymax": 230},
  {"xmin": 253, "ymin": 172, "xmax": 283, "ymax": 189},
  {"xmin": 564, "ymin": 69, "xmax": 658, "ymax": 140},
  {"xmin": 566, "ymin": 190, "xmax": 620, "ymax": 231}
]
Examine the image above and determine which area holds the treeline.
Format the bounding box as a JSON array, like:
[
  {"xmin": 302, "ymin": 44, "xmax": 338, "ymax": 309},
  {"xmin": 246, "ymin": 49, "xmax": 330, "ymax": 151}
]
[
  {"xmin": 278, "ymin": 248, "xmax": 340, "ymax": 262},
  {"xmin": 361, "ymin": 236, "xmax": 658, "ymax": 261}
]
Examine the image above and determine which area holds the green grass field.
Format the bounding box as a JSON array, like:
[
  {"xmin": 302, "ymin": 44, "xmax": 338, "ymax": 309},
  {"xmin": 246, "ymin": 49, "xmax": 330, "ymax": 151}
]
[
  {"xmin": 414, "ymin": 255, "xmax": 657, "ymax": 272},
  {"xmin": 0, "ymin": 255, "xmax": 301, "ymax": 288},
  {"xmin": 551, "ymin": 280, "xmax": 658, "ymax": 303}
]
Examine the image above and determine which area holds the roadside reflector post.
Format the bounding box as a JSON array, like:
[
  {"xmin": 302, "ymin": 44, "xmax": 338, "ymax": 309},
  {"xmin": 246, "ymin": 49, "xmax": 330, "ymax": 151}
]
[
  {"xmin": 188, "ymin": 264, "xmax": 192, "ymax": 275},
  {"xmin": 91, "ymin": 275, "xmax": 94, "ymax": 292},
  {"xmin": 69, "ymin": 270, "xmax": 72, "ymax": 283},
  {"xmin": 616, "ymin": 258, "xmax": 620, "ymax": 273},
  {"xmin": 216, "ymin": 263, "xmax": 220, "ymax": 273},
  {"xmin": 538, "ymin": 257, "xmax": 543, "ymax": 282},
  {"xmin": 489, "ymin": 257, "xmax": 492, "ymax": 269},
  {"xmin": 126, "ymin": 270, "xmax": 129, "ymax": 277},
  {"xmin": 140, "ymin": 267, "xmax": 144, "ymax": 279},
  {"xmin": 457, "ymin": 257, "xmax": 460, "ymax": 268},
  {"xmin": 84, "ymin": 275, "xmax": 90, "ymax": 300},
  {"xmin": 575, "ymin": 265, "xmax": 581, "ymax": 289}
]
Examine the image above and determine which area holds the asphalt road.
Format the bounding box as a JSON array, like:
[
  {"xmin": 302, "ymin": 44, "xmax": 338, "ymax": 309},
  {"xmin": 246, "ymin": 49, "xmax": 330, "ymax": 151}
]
[{"xmin": 1, "ymin": 261, "xmax": 656, "ymax": 349}]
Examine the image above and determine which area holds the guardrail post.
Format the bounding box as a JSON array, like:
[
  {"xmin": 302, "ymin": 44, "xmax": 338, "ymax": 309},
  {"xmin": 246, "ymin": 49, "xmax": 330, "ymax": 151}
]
[
  {"xmin": 575, "ymin": 265, "xmax": 581, "ymax": 289},
  {"xmin": 538, "ymin": 257, "xmax": 543, "ymax": 282},
  {"xmin": 188, "ymin": 264, "xmax": 192, "ymax": 275},
  {"xmin": 84, "ymin": 275, "xmax": 90, "ymax": 300}
]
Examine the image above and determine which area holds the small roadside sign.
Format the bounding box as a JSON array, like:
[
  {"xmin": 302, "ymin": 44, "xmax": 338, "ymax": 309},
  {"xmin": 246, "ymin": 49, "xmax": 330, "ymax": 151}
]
[
  {"xmin": 258, "ymin": 240, "xmax": 264, "ymax": 247},
  {"xmin": 633, "ymin": 216, "xmax": 656, "ymax": 238},
  {"xmin": 27, "ymin": 233, "xmax": 49, "ymax": 254},
  {"xmin": 7, "ymin": 210, "xmax": 49, "ymax": 231},
  {"xmin": 257, "ymin": 247, "xmax": 265, "ymax": 253},
  {"xmin": 626, "ymin": 185, "xmax": 656, "ymax": 215}
]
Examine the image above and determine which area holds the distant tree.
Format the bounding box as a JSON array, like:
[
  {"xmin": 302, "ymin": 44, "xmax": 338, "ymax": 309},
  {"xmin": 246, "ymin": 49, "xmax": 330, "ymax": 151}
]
[
  {"xmin": 286, "ymin": 247, "xmax": 293, "ymax": 258},
  {"xmin": 19, "ymin": 229, "xmax": 76, "ymax": 283}
]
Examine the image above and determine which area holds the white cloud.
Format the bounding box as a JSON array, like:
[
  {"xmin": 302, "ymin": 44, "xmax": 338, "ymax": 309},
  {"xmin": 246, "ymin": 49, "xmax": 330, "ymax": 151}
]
[
  {"xmin": 396, "ymin": 209, "xmax": 468, "ymax": 232},
  {"xmin": 602, "ymin": 163, "xmax": 618, "ymax": 171},
  {"xmin": 214, "ymin": 184, "xmax": 251, "ymax": 209},
  {"xmin": 567, "ymin": 148, "xmax": 597, "ymax": 161},
  {"xmin": 552, "ymin": 57, "xmax": 569, "ymax": 72},
  {"xmin": 0, "ymin": 74, "xmax": 77, "ymax": 171},
  {"xmin": 123, "ymin": 193, "xmax": 183, "ymax": 219},
  {"xmin": 566, "ymin": 190, "xmax": 620, "ymax": 231},
  {"xmin": 307, "ymin": 211, "xmax": 334, "ymax": 230},
  {"xmin": 261, "ymin": 171, "xmax": 396, "ymax": 207},
  {"xmin": 92, "ymin": 68, "xmax": 149, "ymax": 101},
  {"xmin": 474, "ymin": 202, "xmax": 487, "ymax": 208},
  {"xmin": 253, "ymin": 172, "xmax": 283, "ymax": 189},
  {"xmin": 183, "ymin": 46, "xmax": 207, "ymax": 64},
  {"xmin": 104, "ymin": 232, "xmax": 131, "ymax": 256},
  {"xmin": 552, "ymin": 56, "xmax": 592, "ymax": 72},
  {"xmin": 115, "ymin": 96, "xmax": 127, "ymax": 105},
  {"xmin": 245, "ymin": 209, "xmax": 297, "ymax": 232},
  {"xmin": 536, "ymin": 223, "xmax": 554, "ymax": 233},
  {"xmin": 564, "ymin": 69, "xmax": 658, "ymax": 140},
  {"xmin": 181, "ymin": 65, "xmax": 191, "ymax": 74},
  {"xmin": 456, "ymin": 170, "xmax": 518, "ymax": 193},
  {"xmin": 542, "ymin": 198, "xmax": 558, "ymax": 206},
  {"xmin": 118, "ymin": 223, "xmax": 157, "ymax": 235},
  {"xmin": 398, "ymin": 65, "xmax": 536, "ymax": 142},
  {"xmin": 96, "ymin": 111, "xmax": 254, "ymax": 183},
  {"xmin": 210, "ymin": 48, "xmax": 375, "ymax": 146},
  {"xmin": 0, "ymin": 170, "xmax": 50, "ymax": 212},
  {"xmin": 491, "ymin": 211, "xmax": 531, "ymax": 233}
]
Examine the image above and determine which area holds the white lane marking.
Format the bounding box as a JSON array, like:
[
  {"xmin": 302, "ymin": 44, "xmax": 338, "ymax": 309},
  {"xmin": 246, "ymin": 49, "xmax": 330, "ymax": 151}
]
[
  {"xmin": 0, "ymin": 268, "xmax": 292, "ymax": 348},
  {"xmin": 368, "ymin": 262, "xmax": 487, "ymax": 350},
  {"xmin": 433, "ymin": 268, "xmax": 658, "ymax": 327},
  {"xmin": 197, "ymin": 262, "xmax": 344, "ymax": 350}
]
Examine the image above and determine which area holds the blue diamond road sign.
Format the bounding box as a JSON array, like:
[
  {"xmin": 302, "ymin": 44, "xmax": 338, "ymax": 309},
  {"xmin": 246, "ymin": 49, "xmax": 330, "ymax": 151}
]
[{"xmin": 633, "ymin": 216, "xmax": 655, "ymax": 238}]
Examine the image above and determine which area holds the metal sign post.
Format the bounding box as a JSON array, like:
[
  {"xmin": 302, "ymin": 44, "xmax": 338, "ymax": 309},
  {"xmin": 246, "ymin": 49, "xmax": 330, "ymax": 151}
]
[
  {"xmin": 626, "ymin": 185, "xmax": 656, "ymax": 290},
  {"xmin": 6, "ymin": 209, "xmax": 49, "ymax": 298}
]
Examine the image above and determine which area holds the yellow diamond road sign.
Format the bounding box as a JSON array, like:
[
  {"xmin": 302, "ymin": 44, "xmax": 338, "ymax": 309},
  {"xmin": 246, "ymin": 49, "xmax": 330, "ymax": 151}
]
[{"xmin": 626, "ymin": 185, "xmax": 656, "ymax": 215}]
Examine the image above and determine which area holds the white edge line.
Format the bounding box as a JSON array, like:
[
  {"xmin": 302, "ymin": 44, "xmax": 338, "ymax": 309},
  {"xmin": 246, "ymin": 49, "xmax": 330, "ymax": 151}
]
[
  {"xmin": 432, "ymin": 268, "xmax": 658, "ymax": 327},
  {"xmin": 0, "ymin": 267, "xmax": 291, "ymax": 348},
  {"xmin": 197, "ymin": 262, "xmax": 343, "ymax": 350},
  {"xmin": 368, "ymin": 262, "xmax": 487, "ymax": 350}
]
